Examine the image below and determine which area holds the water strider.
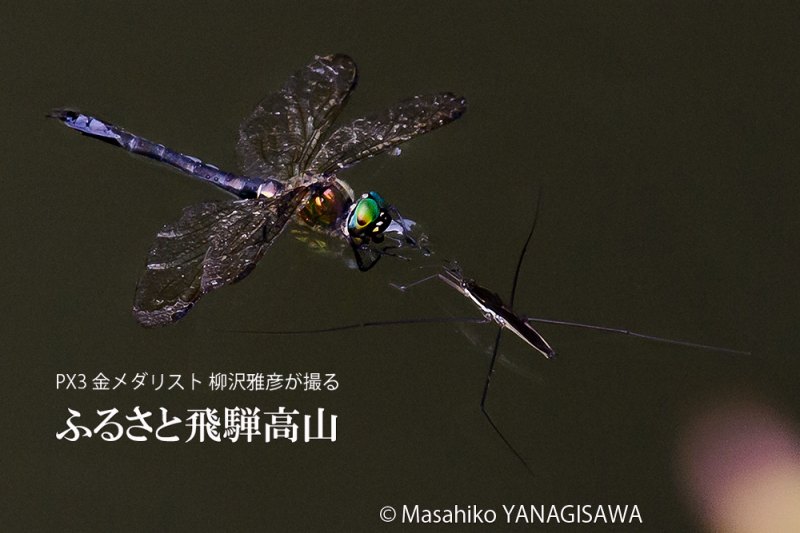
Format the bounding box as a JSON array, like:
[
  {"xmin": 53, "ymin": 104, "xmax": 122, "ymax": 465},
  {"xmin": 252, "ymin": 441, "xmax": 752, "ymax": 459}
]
[
  {"xmin": 448, "ymin": 197, "xmax": 751, "ymax": 473},
  {"xmin": 50, "ymin": 54, "xmax": 465, "ymax": 326},
  {"xmin": 245, "ymin": 193, "xmax": 750, "ymax": 473}
]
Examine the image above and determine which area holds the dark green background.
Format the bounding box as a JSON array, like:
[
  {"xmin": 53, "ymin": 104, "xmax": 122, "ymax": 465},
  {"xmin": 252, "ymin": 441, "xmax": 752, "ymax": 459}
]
[{"xmin": 5, "ymin": 2, "xmax": 799, "ymax": 531}]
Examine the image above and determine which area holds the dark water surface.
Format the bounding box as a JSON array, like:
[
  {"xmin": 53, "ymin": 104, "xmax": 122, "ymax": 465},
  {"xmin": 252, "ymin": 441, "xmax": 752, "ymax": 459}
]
[{"xmin": 5, "ymin": 3, "xmax": 799, "ymax": 531}]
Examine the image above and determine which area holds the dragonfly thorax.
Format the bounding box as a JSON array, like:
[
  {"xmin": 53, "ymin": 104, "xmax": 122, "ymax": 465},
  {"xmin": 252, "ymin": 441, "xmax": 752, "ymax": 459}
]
[{"xmin": 297, "ymin": 180, "xmax": 354, "ymax": 230}]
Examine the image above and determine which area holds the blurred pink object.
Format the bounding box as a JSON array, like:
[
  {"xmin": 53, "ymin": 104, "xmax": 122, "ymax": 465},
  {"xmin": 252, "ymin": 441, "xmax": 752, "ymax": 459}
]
[{"xmin": 676, "ymin": 398, "xmax": 800, "ymax": 532}]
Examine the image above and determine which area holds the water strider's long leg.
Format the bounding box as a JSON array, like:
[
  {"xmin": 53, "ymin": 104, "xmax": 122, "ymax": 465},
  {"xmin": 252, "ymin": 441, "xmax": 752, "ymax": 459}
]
[
  {"xmin": 526, "ymin": 317, "xmax": 751, "ymax": 355},
  {"xmin": 228, "ymin": 315, "xmax": 489, "ymax": 336},
  {"xmin": 478, "ymin": 189, "xmax": 544, "ymax": 475}
]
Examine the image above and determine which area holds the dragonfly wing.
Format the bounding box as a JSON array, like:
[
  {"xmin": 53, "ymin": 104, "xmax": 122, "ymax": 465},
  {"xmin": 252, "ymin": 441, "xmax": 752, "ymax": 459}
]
[
  {"xmin": 308, "ymin": 93, "xmax": 466, "ymax": 175},
  {"xmin": 236, "ymin": 54, "xmax": 358, "ymax": 180},
  {"xmin": 133, "ymin": 189, "xmax": 307, "ymax": 327}
]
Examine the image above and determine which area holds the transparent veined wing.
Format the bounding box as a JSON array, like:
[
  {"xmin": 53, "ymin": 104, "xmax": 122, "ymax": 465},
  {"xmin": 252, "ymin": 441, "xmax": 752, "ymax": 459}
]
[
  {"xmin": 308, "ymin": 93, "xmax": 467, "ymax": 176},
  {"xmin": 236, "ymin": 54, "xmax": 358, "ymax": 181},
  {"xmin": 133, "ymin": 189, "xmax": 308, "ymax": 327}
]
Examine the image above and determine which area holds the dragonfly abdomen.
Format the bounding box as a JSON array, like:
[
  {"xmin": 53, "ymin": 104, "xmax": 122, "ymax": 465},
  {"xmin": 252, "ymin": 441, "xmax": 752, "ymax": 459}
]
[{"xmin": 49, "ymin": 109, "xmax": 283, "ymax": 199}]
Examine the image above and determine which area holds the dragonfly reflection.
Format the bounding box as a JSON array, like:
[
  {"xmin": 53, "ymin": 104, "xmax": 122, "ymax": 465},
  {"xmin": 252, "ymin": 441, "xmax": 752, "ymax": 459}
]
[{"xmin": 51, "ymin": 54, "xmax": 466, "ymax": 327}]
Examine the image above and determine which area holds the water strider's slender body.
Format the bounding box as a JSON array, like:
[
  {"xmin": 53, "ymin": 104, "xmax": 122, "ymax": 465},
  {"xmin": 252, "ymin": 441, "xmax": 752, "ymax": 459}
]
[
  {"xmin": 51, "ymin": 54, "xmax": 466, "ymax": 326},
  {"xmin": 438, "ymin": 266, "xmax": 556, "ymax": 359}
]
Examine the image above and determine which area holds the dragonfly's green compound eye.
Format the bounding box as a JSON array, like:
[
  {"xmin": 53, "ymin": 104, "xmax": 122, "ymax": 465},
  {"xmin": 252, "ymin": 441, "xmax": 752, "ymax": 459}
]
[
  {"xmin": 347, "ymin": 192, "xmax": 390, "ymax": 243},
  {"xmin": 351, "ymin": 197, "xmax": 379, "ymax": 230}
]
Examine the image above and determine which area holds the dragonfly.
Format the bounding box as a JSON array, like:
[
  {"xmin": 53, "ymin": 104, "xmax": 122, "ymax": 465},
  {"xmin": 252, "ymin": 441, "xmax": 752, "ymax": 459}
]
[{"xmin": 50, "ymin": 54, "xmax": 466, "ymax": 327}]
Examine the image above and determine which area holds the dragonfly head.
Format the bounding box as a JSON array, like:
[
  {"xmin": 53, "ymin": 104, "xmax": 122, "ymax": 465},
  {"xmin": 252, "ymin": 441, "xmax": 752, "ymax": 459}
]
[
  {"xmin": 346, "ymin": 191, "xmax": 392, "ymax": 246},
  {"xmin": 345, "ymin": 191, "xmax": 432, "ymax": 271}
]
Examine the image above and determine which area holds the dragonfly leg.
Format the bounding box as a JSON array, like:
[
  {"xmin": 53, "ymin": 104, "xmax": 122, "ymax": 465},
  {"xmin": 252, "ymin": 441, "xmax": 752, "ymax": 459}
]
[{"xmin": 375, "ymin": 245, "xmax": 412, "ymax": 262}]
